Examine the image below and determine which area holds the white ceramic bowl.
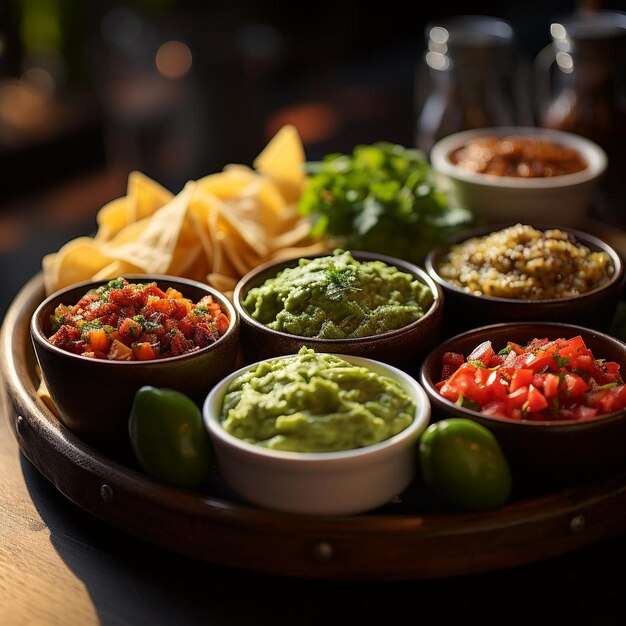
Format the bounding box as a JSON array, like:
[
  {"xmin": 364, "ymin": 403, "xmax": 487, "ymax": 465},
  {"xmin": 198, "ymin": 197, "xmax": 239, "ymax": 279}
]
[
  {"xmin": 203, "ymin": 354, "xmax": 431, "ymax": 516},
  {"xmin": 430, "ymin": 126, "xmax": 608, "ymax": 226}
]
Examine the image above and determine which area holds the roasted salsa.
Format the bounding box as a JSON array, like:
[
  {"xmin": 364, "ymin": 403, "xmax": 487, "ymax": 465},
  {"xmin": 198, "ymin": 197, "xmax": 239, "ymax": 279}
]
[
  {"xmin": 448, "ymin": 135, "xmax": 588, "ymax": 177},
  {"xmin": 47, "ymin": 277, "xmax": 230, "ymax": 360},
  {"xmin": 437, "ymin": 336, "xmax": 626, "ymax": 421}
]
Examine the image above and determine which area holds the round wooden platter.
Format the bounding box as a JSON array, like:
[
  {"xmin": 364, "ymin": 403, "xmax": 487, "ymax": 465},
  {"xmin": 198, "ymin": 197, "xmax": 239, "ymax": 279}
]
[{"xmin": 2, "ymin": 274, "xmax": 626, "ymax": 581}]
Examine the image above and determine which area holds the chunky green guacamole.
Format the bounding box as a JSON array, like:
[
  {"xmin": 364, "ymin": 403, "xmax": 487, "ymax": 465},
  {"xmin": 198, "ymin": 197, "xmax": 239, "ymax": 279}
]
[
  {"xmin": 243, "ymin": 250, "xmax": 434, "ymax": 339},
  {"xmin": 220, "ymin": 347, "xmax": 415, "ymax": 452}
]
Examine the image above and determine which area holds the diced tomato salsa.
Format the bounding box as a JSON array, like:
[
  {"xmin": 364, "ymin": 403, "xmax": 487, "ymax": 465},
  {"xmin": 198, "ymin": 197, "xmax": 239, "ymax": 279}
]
[
  {"xmin": 437, "ymin": 336, "xmax": 626, "ymax": 421},
  {"xmin": 47, "ymin": 277, "xmax": 230, "ymax": 361}
]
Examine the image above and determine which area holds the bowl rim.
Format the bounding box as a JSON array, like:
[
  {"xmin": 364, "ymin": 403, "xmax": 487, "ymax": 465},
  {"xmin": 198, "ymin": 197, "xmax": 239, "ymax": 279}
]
[
  {"xmin": 430, "ymin": 126, "xmax": 608, "ymax": 189},
  {"xmin": 203, "ymin": 352, "xmax": 431, "ymax": 463},
  {"xmin": 232, "ymin": 249, "xmax": 443, "ymax": 344},
  {"xmin": 424, "ymin": 222, "xmax": 625, "ymax": 306},
  {"xmin": 30, "ymin": 273, "xmax": 239, "ymax": 365},
  {"xmin": 419, "ymin": 321, "xmax": 626, "ymax": 429}
]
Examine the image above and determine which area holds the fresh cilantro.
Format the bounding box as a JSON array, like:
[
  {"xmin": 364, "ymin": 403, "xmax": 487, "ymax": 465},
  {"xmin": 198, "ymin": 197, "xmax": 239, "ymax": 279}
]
[
  {"xmin": 455, "ymin": 395, "xmax": 481, "ymax": 411},
  {"xmin": 132, "ymin": 314, "xmax": 160, "ymax": 332},
  {"xmin": 298, "ymin": 142, "xmax": 474, "ymax": 265},
  {"xmin": 79, "ymin": 319, "xmax": 103, "ymax": 340},
  {"xmin": 498, "ymin": 345, "xmax": 512, "ymax": 356},
  {"xmin": 554, "ymin": 355, "xmax": 571, "ymax": 368},
  {"xmin": 595, "ymin": 382, "xmax": 619, "ymax": 391},
  {"xmin": 550, "ymin": 397, "xmax": 560, "ymax": 419},
  {"xmin": 470, "ymin": 360, "xmax": 489, "ymax": 369}
]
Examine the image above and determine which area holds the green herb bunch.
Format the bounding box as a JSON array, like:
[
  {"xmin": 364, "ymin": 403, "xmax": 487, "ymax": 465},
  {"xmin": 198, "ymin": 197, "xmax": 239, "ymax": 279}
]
[{"xmin": 298, "ymin": 142, "xmax": 474, "ymax": 265}]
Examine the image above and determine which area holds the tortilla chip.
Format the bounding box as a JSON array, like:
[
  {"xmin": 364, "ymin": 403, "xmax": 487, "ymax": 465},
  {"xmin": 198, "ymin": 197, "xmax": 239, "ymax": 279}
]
[
  {"xmin": 95, "ymin": 197, "xmax": 131, "ymax": 242},
  {"xmin": 101, "ymin": 182, "xmax": 194, "ymax": 274},
  {"xmin": 52, "ymin": 238, "xmax": 114, "ymax": 291},
  {"xmin": 253, "ymin": 124, "xmax": 306, "ymax": 203},
  {"xmin": 127, "ymin": 170, "xmax": 174, "ymax": 222},
  {"xmin": 41, "ymin": 125, "xmax": 326, "ymax": 298}
]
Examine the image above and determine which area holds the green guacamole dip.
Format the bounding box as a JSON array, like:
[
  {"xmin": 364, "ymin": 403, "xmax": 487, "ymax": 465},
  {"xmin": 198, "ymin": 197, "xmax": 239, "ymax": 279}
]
[
  {"xmin": 242, "ymin": 250, "xmax": 433, "ymax": 339},
  {"xmin": 220, "ymin": 347, "xmax": 415, "ymax": 452}
]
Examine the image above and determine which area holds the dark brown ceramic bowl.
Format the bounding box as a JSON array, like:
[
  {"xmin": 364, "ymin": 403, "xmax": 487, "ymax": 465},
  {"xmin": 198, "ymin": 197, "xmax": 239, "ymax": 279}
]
[
  {"xmin": 420, "ymin": 322, "xmax": 626, "ymax": 492},
  {"xmin": 425, "ymin": 223, "xmax": 625, "ymax": 336},
  {"xmin": 30, "ymin": 275, "xmax": 240, "ymax": 457},
  {"xmin": 233, "ymin": 251, "xmax": 444, "ymax": 372}
]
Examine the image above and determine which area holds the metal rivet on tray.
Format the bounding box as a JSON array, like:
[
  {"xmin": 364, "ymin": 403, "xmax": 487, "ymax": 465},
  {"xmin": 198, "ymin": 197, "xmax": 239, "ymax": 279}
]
[
  {"xmin": 313, "ymin": 542, "xmax": 334, "ymax": 562},
  {"xmin": 570, "ymin": 515, "xmax": 586, "ymax": 533},
  {"xmin": 100, "ymin": 484, "xmax": 114, "ymax": 503}
]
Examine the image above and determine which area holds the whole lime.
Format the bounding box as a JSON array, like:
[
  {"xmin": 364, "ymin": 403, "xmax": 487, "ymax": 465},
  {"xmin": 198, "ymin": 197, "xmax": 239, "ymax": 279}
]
[{"xmin": 418, "ymin": 418, "xmax": 512, "ymax": 511}]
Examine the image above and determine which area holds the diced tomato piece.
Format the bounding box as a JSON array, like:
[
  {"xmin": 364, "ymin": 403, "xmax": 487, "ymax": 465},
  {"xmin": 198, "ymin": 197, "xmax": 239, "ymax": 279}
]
[
  {"xmin": 132, "ymin": 342, "xmax": 156, "ymax": 361},
  {"xmin": 441, "ymin": 363, "xmax": 490, "ymax": 405},
  {"xmin": 507, "ymin": 385, "xmax": 529, "ymax": 409},
  {"xmin": 590, "ymin": 388, "xmax": 623, "ymax": 413},
  {"xmin": 441, "ymin": 351, "xmax": 465, "ymax": 380},
  {"xmin": 557, "ymin": 335, "xmax": 589, "ymax": 360},
  {"xmin": 590, "ymin": 360, "xmax": 621, "ymax": 385},
  {"xmin": 510, "ymin": 368, "xmax": 534, "ymax": 392},
  {"xmin": 526, "ymin": 384, "xmax": 549, "ymax": 412},
  {"xmin": 570, "ymin": 354, "xmax": 594, "ymax": 374},
  {"xmin": 488, "ymin": 354, "xmax": 505, "ymax": 367},
  {"xmin": 474, "ymin": 366, "xmax": 491, "ymax": 386},
  {"xmin": 507, "ymin": 342, "xmax": 526, "ymax": 355},
  {"xmin": 485, "ymin": 370, "xmax": 508, "ymax": 400},
  {"xmin": 215, "ymin": 313, "xmax": 230, "ymax": 336},
  {"xmin": 562, "ymin": 372, "xmax": 590, "ymax": 397},
  {"xmin": 165, "ymin": 287, "xmax": 184, "ymax": 299},
  {"xmin": 524, "ymin": 351, "xmax": 555, "ymax": 372},
  {"xmin": 467, "ymin": 340, "xmax": 495, "ymax": 366},
  {"xmin": 142, "ymin": 283, "xmax": 167, "ymax": 299},
  {"xmin": 542, "ymin": 373, "xmax": 561, "ymax": 398},
  {"xmin": 87, "ymin": 328, "xmax": 109, "ymax": 353},
  {"xmin": 178, "ymin": 316, "xmax": 196, "ymax": 339},
  {"xmin": 118, "ymin": 317, "xmax": 144, "ymax": 342}
]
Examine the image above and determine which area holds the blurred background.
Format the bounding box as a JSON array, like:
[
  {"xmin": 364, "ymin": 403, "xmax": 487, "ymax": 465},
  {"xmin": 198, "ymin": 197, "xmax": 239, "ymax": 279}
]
[{"xmin": 1, "ymin": 0, "xmax": 625, "ymax": 317}]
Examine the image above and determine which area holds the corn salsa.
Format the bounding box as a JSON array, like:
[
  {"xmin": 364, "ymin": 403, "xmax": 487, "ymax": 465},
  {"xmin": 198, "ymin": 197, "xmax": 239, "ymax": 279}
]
[
  {"xmin": 47, "ymin": 277, "xmax": 230, "ymax": 360},
  {"xmin": 437, "ymin": 224, "xmax": 614, "ymax": 300}
]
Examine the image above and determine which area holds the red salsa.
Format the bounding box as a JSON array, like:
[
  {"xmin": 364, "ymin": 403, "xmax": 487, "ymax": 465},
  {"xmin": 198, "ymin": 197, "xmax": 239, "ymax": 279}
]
[
  {"xmin": 47, "ymin": 277, "xmax": 230, "ymax": 360},
  {"xmin": 437, "ymin": 336, "xmax": 626, "ymax": 421}
]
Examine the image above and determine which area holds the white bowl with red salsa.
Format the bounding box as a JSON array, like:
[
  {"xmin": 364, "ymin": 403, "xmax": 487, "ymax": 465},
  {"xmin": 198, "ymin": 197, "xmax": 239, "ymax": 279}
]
[
  {"xmin": 31, "ymin": 275, "xmax": 240, "ymax": 456},
  {"xmin": 419, "ymin": 322, "xmax": 626, "ymax": 490}
]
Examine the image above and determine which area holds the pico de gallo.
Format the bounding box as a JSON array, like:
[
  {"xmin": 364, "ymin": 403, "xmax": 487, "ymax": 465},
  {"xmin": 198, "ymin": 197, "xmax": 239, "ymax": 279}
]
[
  {"xmin": 47, "ymin": 277, "xmax": 230, "ymax": 361},
  {"xmin": 437, "ymin": 335, "xmax": 626, "ymax": 421}
]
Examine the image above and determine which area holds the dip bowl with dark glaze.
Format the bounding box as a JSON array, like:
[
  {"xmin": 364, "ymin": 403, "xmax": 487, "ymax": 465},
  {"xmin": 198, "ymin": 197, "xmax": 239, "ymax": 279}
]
[
  {"xmin": 419, "ymin": 321, "xmax": 626, "ymax": 492},
  {"xmin": 430, "ymin": 126, "xmax": 607, "ymax": 226},
  {"xmin": 233, "ymin": 250, "xmax": 444, "ymax": 373},
  {"xmin": 425, "ymin": 223, "xmax": 625, "ymax": 336},
  {"xmin": 30, "ymin": 275, "xmax": 240, "ymax": 457}
]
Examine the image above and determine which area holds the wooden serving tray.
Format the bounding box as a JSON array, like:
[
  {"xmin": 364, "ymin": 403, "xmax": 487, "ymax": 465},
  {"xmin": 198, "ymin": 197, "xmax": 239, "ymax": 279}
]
[{"xmin": 2, "ymin": 274, "xmax": 625, "ymax": 581}]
